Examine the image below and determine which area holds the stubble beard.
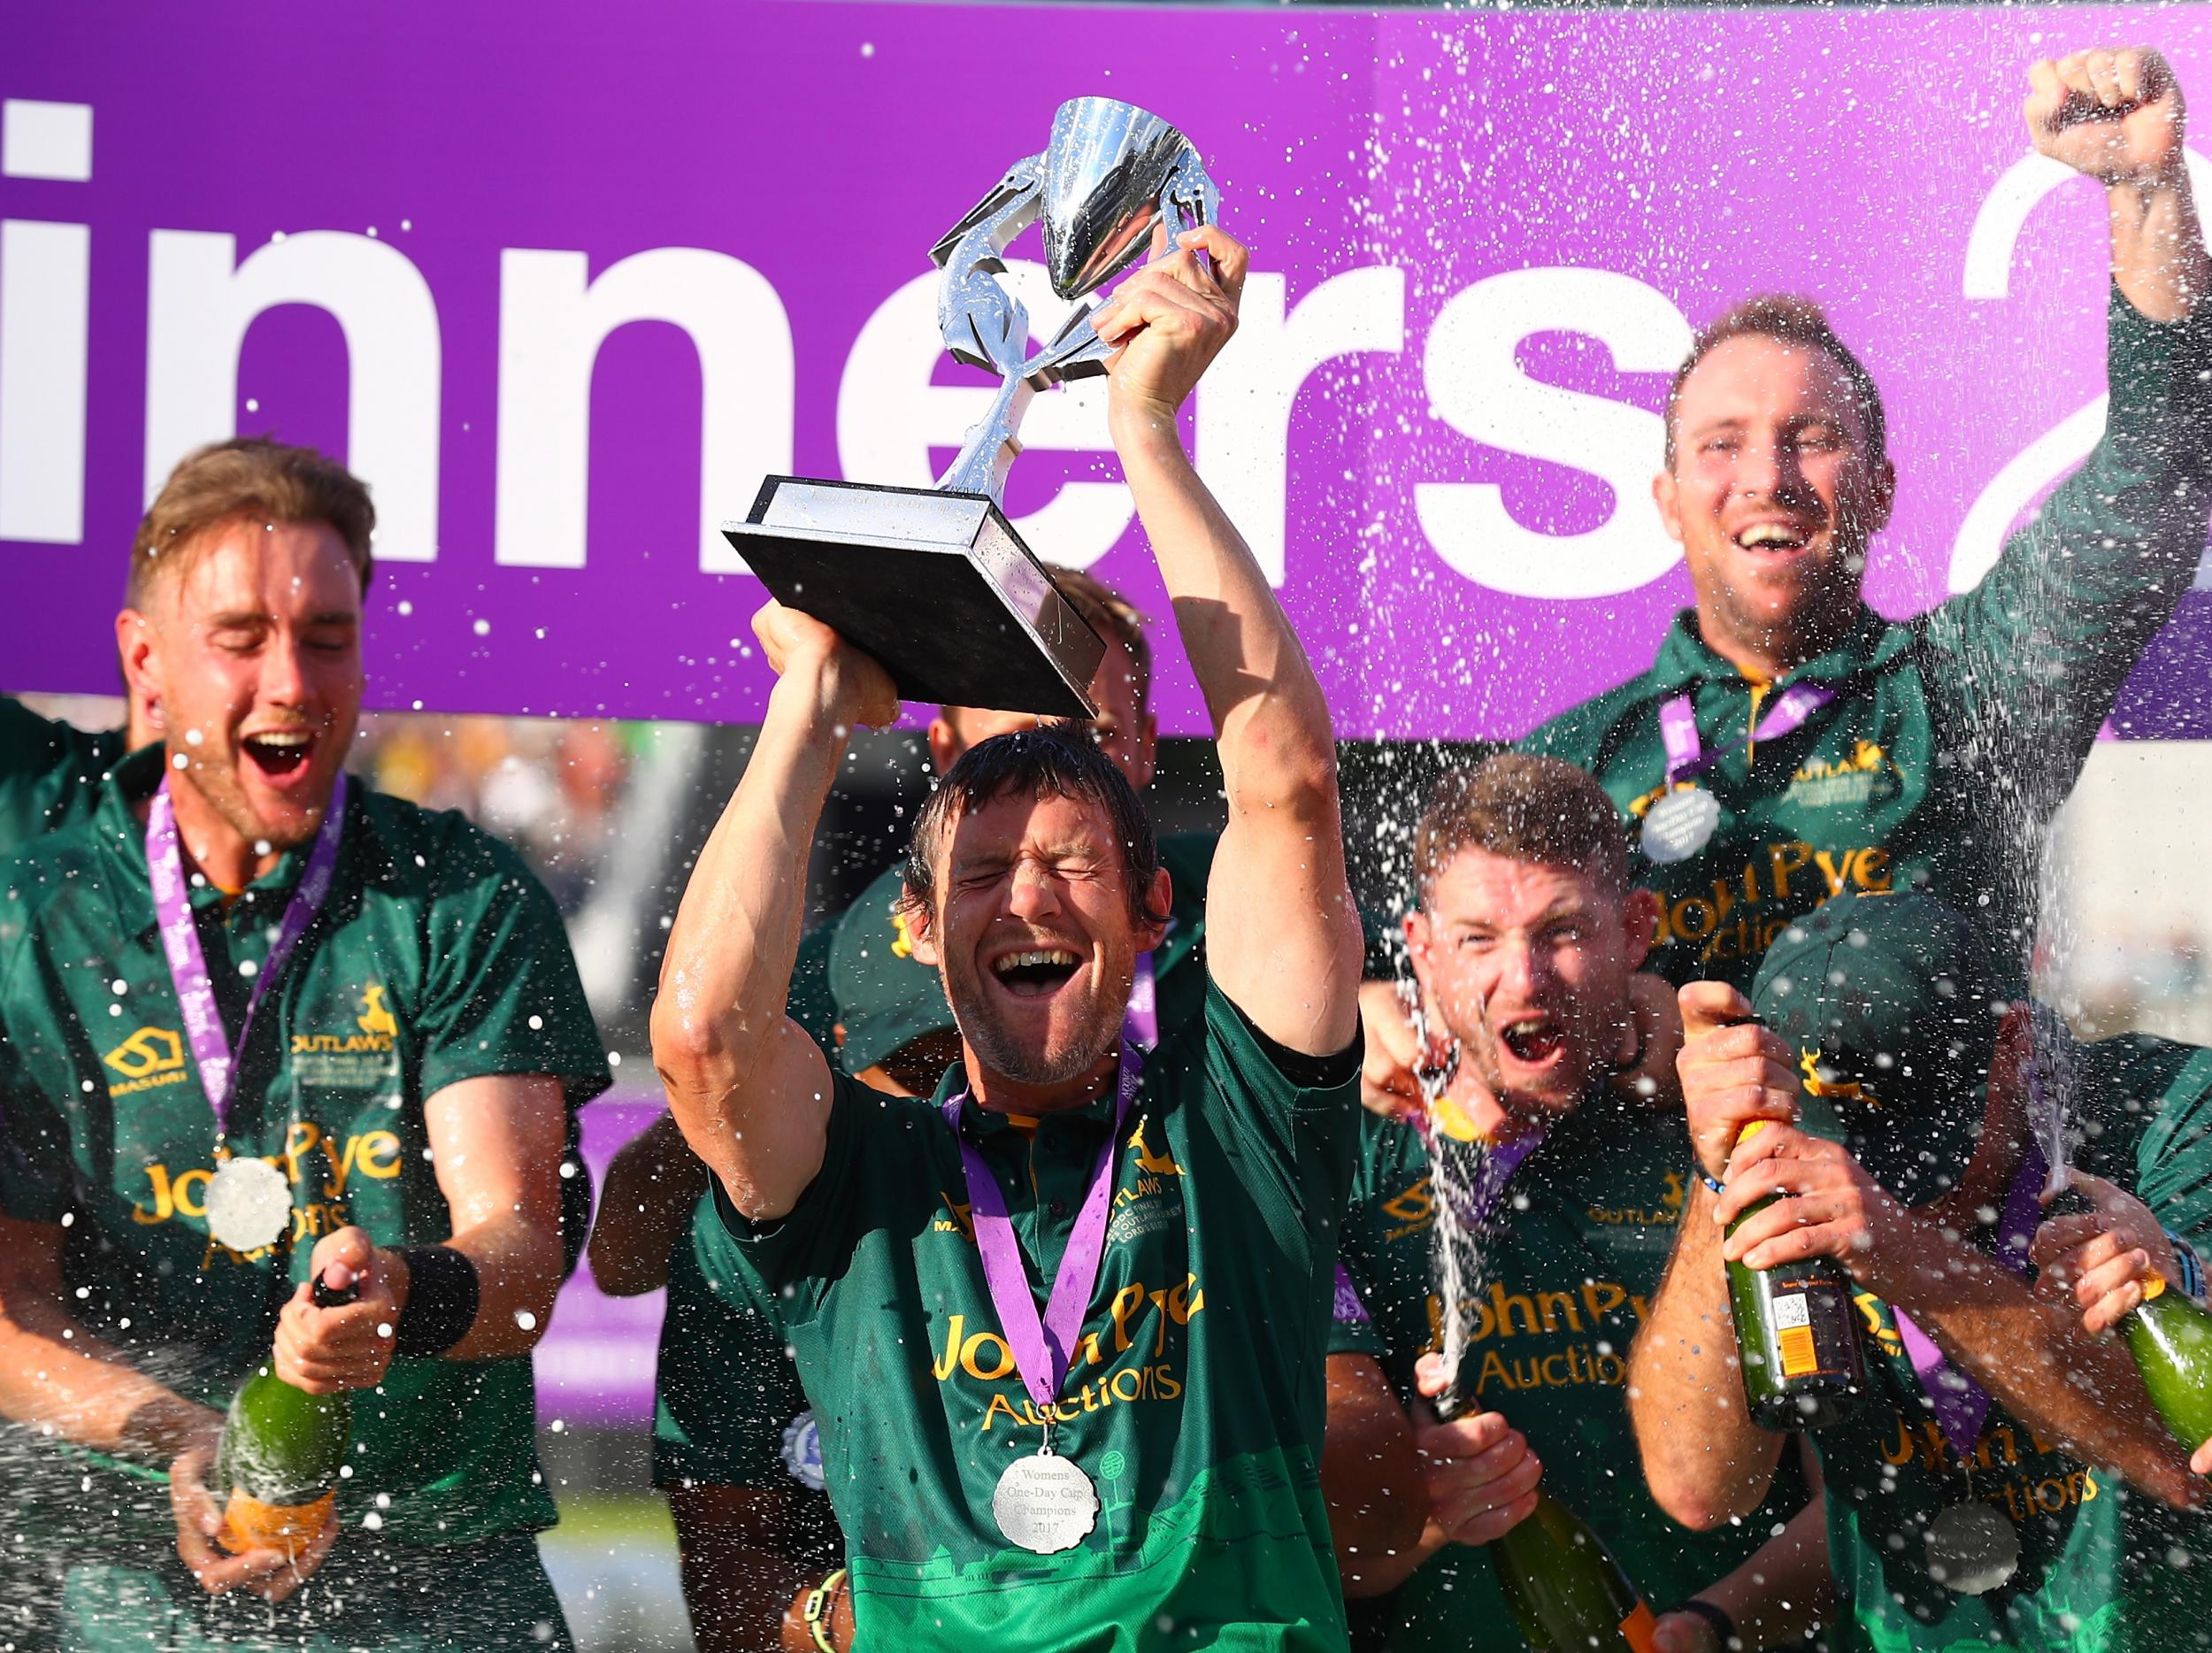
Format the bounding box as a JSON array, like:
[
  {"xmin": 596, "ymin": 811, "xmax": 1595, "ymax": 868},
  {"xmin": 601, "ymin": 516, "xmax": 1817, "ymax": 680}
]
[{"xmin": 948, "ymin": 963, "xmax": 1125, "ymax": 1091}]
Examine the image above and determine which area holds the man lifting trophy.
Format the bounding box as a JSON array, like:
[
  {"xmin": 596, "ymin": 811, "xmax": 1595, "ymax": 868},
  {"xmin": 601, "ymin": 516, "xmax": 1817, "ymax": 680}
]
[{"xmin": 726, "ymin": 96, "xmax": 1218, "ymax": 716}]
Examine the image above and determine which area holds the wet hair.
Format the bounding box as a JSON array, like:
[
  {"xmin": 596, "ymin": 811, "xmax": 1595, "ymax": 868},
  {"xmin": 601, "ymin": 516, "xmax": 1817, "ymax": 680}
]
[
  {"xmin": 128, "ymin": 437, "xmax": 376, "ymax": 609},
  {"xmin": 901, "ymin": 721, "xmax": 1165, "ymax": 930},
  {"xmin": 1663, "ymin": 295, "xmax": 1887, "ymax": 473},
  {"xmin": 1413, "ymin": 753, "xmax": 1630, "ymax": 899},
  {"xmin": 942, "ymin": 564, "xmax": 1152, "ymax": 723}
]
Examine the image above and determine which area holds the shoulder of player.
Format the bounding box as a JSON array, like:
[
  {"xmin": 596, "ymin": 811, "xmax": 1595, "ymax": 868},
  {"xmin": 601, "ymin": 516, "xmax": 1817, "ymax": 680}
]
[
  {"xmin": 1516, "ymin": 665, "xmax": 1672, "ymax": 769},
  {"xmin": 342, "ymin": 781, "xmax": 556, "ymax": 912}
]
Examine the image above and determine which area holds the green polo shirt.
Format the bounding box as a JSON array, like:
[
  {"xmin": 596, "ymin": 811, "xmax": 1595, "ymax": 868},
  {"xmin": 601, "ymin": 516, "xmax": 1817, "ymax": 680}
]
[
  {"xmin": 1816, "ymin": 1034, "xmax": 2212, "ymax": 1652},
  {"xmin": 1525, "ymin": 289, "xmax": 2212, "ymax": 990},
  {"xmin": 1332, "ymin": 1097, "xmax": 1813, "ymax": 1648},
  {"xmin": 0, "ymin": 749, "xmax": 611, "ymax": 1548},
  {"xmin": 698, "ymin": 976, "xmax": 1361, "ymax": 1649},
  {"xmin": 650, "ymin": 831, "xmax": 1223, "ymax": 1496},
  {"xmin": 0, "ymin": 695, "xmax": 126, "ymax": 850}
]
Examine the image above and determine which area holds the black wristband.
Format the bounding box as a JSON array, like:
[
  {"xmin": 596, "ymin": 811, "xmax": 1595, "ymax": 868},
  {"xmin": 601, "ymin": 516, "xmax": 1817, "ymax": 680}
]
[
  {"xmin": 393, "ymin": 1245, "xmax": 481, "ymax": 1356},
  {"xmin": 1664, "ymin": 1598, "xmax": 1739, "ymax": 1651}
]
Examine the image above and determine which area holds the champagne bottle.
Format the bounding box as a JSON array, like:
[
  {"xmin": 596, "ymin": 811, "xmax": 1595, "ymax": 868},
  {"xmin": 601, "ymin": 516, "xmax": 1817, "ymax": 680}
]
[
  {"xmin": 1491, "ymin": 1491, "xmax": 1660, "ymax": 1653},
  {"xmin": 217, "ymin": 1272, "xmax": 357, "ymax": 1557},
  {"xmin": 1724, "ymin": 1120, "xmax": 1865, "ymax": 1430},
  {"xmin": 2040, "ymin": 1184, "xmax": 2212, "ymax": 1450},
  {"xmin": 2121, "ymin": 1275, "xmax": 2212, "ymax": 1452}
]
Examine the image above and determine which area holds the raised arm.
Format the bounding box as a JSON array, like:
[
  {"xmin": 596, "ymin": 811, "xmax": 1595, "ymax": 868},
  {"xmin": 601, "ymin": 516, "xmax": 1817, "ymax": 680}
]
[
  {"xmin": 1090, "ymin": 225, "xmax": 1362, "ymax": 1055},
  {"xmin": 1930, "ymin": 48, "xmax": 2212, "ymax": 812},
  {"xmin": 649, "ymin": 609, "xmax": 898, "ymax": 1222}
]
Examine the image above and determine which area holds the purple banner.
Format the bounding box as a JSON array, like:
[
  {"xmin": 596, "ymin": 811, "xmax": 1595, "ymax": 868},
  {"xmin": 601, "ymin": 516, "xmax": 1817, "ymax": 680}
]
[
  {"xmin": 536, "ymin": 1099, "xmax": 663, "ymax": 1428},
  {"xmin": 4, "ymin": 3, "xmax": 2210, "ymax": 738}
]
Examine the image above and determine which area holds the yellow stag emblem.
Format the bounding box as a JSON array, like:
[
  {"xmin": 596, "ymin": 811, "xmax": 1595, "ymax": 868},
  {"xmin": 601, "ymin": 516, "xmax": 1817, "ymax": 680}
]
[{"xmin": 357, "ymin": 985, "xmax": 399, "ymax": 1039}]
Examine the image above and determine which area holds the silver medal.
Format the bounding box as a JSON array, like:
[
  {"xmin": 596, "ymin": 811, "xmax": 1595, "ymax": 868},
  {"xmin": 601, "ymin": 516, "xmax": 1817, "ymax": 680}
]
[
  {"xmin": 1924, "ymin": 1500, "xmax": 2020, "ymax": 1595},
  {"xmin": 992, "ymin": 1449, "xmax": 1099, "ymax": 1555},
  {"xmin": 205, "ymin": 1155, "xmax": 293, "ymax": 1253},
  {"xmin": 1641, "ymin": 786, "xmax": 1720, "ymax": 865}
]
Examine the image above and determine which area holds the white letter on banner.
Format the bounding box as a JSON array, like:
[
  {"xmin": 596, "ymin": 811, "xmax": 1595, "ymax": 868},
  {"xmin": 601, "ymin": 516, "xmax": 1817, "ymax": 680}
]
[
  {"xmin": 495, "ymin": 247, "xmax": 793, "ymax": 574},
  {"xmin": 1949, "ymin": 147, "xmax": 2212, "ymax": 592},
  {"xmin": 1196, "ymin": 266, "xmax": 1407, "ymax": 588},
  {"xmin": 0, "ymin": 219, "xmax": 89, "ymax": 543},
  {"xmin": 1, "ymin": 101, "xmax": 94, "ymax": 542},
  {"xmin": 838, "ymin": 260, "xmax": 1126, "ymax": 567},
  {"xmin": 1415, "ymin": 268, "xmax": 1690, "ymax": 600},
  {"xmin": 143, "ymin": 230, "xmax": 441, "ymax": 559}
]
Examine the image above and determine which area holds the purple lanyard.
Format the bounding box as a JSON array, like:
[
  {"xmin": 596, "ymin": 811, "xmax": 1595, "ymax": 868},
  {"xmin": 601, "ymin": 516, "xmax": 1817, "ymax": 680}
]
[
  {"xmin": 1125, "ymin": 952, "xmax": 1158, "ymax": 1052},
  {"xmin": 1431, "ymin": 1117, "xmax": 1548, "ymax": 1233},
  {"xmin": 1893, "ymin": 1141, "xmax": 2047, "ymax": 1457},
  {"xmin": 1659, "ymin": 681, "xmax": 1836, "ymax": 786},
  {"xmin": 147, "ymin": 773, "xmax": 349, "ymax": 1139},
  {"xmin": 940, "ymin": 1043, "xmax": 1141, "ymax": 1412}
]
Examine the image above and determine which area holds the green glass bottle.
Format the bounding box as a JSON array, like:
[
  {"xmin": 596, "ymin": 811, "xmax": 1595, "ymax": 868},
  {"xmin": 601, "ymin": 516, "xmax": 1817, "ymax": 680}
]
[
  {"xmin": 217, "ymin": 1272, "xmax": 356, "ymax": 1557},
  {"xmin": 1491, "ymin": 1491, "xmax": 1660, "ymax": 1653},
  {"xmin": 1724, "ymin": 1121, "xmax": 1865, "ymax": 1431},
  {"xmin": 2122, "ymin": 1273, "xmax": 2212, "ymax": 1453}
]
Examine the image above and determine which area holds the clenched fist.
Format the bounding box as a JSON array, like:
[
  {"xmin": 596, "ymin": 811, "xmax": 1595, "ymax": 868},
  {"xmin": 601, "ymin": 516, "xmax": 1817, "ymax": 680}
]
[{"xmin": 2026, "ymin": 47, "xmax": 2188, "ymax": 187}]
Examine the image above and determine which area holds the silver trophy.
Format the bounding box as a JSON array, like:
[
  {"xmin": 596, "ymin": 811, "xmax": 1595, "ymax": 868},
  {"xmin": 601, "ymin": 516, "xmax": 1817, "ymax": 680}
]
[{"xmin": 726, "ymin": 97, "xmax": 1219, "ymax": 717}]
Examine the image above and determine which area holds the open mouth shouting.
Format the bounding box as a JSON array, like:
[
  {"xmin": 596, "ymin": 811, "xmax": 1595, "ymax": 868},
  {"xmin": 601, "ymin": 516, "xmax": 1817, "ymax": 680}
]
[
  {"xmin": 988, "ymin": 945, "xmax": 1086, "ymax": 1001},
  {"xmin": 240, "ymin": 727, "xmax": 320, "ymax": 783},
  {"xmin": 1495, "ymin": 1013, "xmax": 1567, "ymax": 1069}
]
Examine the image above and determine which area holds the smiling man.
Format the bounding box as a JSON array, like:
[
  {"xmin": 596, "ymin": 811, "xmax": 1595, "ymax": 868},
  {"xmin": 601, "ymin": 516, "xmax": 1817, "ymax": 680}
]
[
  {"xmin": 653, "ymin": 224, "xmax": 1370, "ymax": 1649},
  {"xmin": 1524, "ymin": 48, "xmax": 2212, "ymax": 989},
  {"xmin": 1323, "ymin": 755, "xmax": 1816, "ymax": 1652},
  {"xmin": 0, "ymin": 439, "xmax": 608, "ymax": 1648}
]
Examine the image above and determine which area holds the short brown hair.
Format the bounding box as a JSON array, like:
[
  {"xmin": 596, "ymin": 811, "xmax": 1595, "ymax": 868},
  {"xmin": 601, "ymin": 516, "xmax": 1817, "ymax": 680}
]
[
  {"xmin": 902, "ymin": 721, "xmax": 1165, "ymax": 928},
  {"xmin": 128, "ymin": 438, "xmax": 375, "ymax": 609},
  {"xmin": 1413, "ymin": 753, "xmax": 1630, "ymax": 898},
  {"xmin": 1663, "ymin": 296, "xmax": 1886, "ymax": 473}
]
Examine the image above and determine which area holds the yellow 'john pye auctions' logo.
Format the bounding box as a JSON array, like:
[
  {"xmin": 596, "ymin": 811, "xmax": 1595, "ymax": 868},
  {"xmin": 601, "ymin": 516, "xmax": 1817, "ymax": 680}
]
[{"xmin": 104, "ymin": 1027, "xmax": 190, "ymax": 1096}]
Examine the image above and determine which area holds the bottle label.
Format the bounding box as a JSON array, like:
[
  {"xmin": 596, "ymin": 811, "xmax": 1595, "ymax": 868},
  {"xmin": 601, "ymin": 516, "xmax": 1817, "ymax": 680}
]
[
  {"xmin": 219, "ymin": 1488, "xmax": 334, "ymax": 1558},
  {"xmin": 1772, "ymin": 1291, "xmax": 1819, "ymax": 1377},
  {"xmin": 1620, "ymin": 1600, "xmax": 1660, "ymax": 1653}
]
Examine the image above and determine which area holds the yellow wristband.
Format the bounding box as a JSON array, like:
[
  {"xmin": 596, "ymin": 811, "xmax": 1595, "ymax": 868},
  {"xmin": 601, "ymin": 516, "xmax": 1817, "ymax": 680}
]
[{"xmin": 803, "ymin": 1566, "xmax": 849, "ymax": 1653}]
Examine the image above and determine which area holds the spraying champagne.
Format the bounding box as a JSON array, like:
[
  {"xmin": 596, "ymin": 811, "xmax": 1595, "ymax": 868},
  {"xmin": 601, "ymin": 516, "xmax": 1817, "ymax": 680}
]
[{"xmin": 217, "ymin": 1270, "xmax": 357, "ymax": 1557}]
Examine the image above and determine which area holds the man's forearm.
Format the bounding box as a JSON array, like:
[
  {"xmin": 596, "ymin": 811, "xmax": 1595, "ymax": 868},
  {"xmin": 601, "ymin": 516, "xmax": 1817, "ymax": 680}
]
[
  {"xmin": 0, "ymin": 1299, "xmax": 216, "ymax": 1464},
  {"xmin": 1110, "ymin": 407, "xmax": 1334, "ymax": 810},
  {"xmin": 434, "ymin": 1212, "xmax": 565, "ymax": 1362},
  {"xmin": 1693, "ymin": 1495, "xmax": 1832, "ymax": 1651},
  {"xmin": 652, "ymin": 668, "xmax": 851, "ymax": 1176},
  {"xmin": 2108, "ymin": 170, "xmax": 2210, "ymax": 323},
  {"xmin": 589, "ymin": 1111, "xmax": 706, "ymax": 1297},
  {"xmin": 1628, "ymin": 1184, "xmax": 1783, "ymax": 1529},
  {"xmin": 1870, "ymin": 1237, "xmax": 2202, "ymax": 1510}
]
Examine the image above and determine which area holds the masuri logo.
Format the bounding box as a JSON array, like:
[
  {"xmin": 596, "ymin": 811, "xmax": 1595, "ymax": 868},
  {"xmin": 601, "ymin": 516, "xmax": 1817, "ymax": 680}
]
[{"xmin": 103, "ymin": 1026, "xmax": 190, "ymax": 1095}]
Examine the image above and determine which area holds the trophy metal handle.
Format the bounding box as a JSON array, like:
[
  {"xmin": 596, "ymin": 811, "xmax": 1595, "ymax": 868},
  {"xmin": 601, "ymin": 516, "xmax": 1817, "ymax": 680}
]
[{"xmin": 933, "ymin": 126, "xmax": 1222, "ymax": 504}]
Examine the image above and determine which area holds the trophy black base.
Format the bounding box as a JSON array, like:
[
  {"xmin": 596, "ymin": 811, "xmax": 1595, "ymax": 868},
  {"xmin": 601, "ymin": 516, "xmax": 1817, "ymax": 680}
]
[{"xmin": 723, "ymin": 478, "xmax": 1106, "ymax": 719}]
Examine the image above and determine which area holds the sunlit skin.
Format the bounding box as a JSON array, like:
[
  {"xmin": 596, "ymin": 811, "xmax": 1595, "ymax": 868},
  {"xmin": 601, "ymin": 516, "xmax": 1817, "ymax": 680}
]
[
  {"xmin": 116, "ymin": 519, "xmax": 364, "ymax": 893},
  {"xmin": 931, "ymin": 634, "xmax": 1156, "ymax": 789},
  {"xmin": 1406, "ymin": 846, "xmax": 1657, "ymax": 1139},
  {"xmin": 905, "ymin": 788, "xmax": 1170, "ymax": 1111},
  {"xmin": 1655, "ymin": 338, "xmax": 1896, "ymax": 683}
]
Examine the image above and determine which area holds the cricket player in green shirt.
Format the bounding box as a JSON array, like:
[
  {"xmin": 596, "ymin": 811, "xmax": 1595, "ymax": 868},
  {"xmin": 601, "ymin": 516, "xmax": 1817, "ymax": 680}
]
[
  {"xmin": 1631, "ymin": 889, "xmax": 2210, "ymax": 1651},
  {"xmin": 654, "ymin": 222, "xmax": 1371, "ymax": 1649},
  {"xmin": 0, "ymin": 438, "xmax": 610, "ymax": 1649},
  {"xmin": 1320, "ymin": 753, "xmax": 1816, "ymax": 1651},
  {"xmin": 1526, "ymin": 46, "xmax": 2212, "ymax": 988}
]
